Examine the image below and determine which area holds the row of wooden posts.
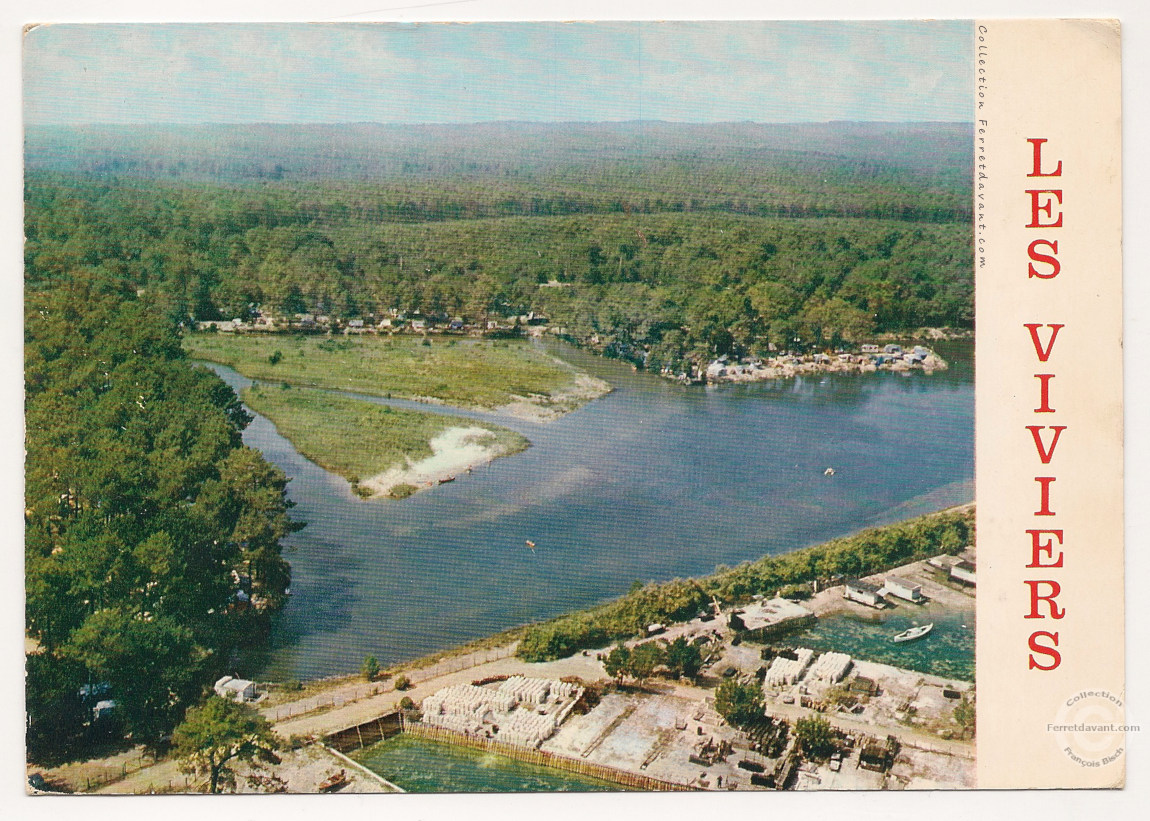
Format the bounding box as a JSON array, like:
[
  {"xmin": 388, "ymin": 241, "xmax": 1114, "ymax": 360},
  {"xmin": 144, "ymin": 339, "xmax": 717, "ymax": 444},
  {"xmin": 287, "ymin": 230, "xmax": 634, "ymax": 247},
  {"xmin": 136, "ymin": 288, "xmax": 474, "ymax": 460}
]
[{"xmin": 325, "ymin": 711, "xmax": 695, "ymax": 792}]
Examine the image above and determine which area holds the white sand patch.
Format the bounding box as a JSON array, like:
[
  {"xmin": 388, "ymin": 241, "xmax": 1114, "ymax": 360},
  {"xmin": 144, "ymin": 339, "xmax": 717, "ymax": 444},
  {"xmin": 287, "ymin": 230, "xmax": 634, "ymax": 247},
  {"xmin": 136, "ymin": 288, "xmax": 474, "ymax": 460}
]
[
  {"xmin": 360, "ymin": 426, "xmax": 510, "ymax": 499},
  {"xmin": 496, "ymin": 372, "xmax": 612, "ymax": 422}
]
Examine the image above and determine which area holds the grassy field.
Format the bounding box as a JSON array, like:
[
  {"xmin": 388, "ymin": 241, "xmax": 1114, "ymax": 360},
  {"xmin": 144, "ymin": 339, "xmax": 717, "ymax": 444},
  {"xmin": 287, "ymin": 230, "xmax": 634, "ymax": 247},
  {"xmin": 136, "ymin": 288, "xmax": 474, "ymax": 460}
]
[
  {"xmin": 184, "ymin": 333, "xmax": 583, "ymax": 409},
  {"xmin": 242, "ymin": 384, "xmax": 528, "ymax": 484}
]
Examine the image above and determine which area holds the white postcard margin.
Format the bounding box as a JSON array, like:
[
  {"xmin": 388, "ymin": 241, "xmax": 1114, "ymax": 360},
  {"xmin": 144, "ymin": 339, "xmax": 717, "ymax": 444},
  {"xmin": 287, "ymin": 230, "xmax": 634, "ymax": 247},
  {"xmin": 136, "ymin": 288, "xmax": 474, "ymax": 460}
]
[{"xmin": 975, "ymin": 18, "xmax": 1125, "ymax": 789}]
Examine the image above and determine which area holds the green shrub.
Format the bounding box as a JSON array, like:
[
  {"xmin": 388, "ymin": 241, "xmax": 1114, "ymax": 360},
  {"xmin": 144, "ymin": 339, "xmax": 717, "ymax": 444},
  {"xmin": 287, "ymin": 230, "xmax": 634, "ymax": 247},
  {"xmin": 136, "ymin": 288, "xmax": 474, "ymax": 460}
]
[
  {"xmin": 778, "ymin": 582, "xmax": 812, "ymax": 600},
  {"xmin": 388, "ymin": 483, "xmax": 418, "ymax": 500},
  {"xmin": 715, "ymin": 678, "xmax": 764, "ymax": 729},
  {"xmin": 795, "ymin": 715, "xmax": 836, "ymax": 759}
]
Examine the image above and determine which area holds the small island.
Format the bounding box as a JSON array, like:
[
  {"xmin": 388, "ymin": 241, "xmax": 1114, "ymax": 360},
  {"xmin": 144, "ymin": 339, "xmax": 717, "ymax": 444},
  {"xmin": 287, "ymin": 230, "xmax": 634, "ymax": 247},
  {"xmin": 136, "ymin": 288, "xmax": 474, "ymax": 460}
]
[
  {"xmin": 188, "ymin": 334, "xmax": 610, "ymax": 500},
  {"xmin": 243, "ymin": 385, "xmax": 529, "ymax": 500}
]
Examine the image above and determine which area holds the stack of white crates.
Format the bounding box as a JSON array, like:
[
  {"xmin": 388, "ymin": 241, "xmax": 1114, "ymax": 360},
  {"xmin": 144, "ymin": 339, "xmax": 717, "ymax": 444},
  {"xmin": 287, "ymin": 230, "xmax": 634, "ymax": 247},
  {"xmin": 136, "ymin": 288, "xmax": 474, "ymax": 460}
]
[
  {"xmin": 764, "ymin": 647, "xmax": 815, "ymax": 687},
  {"xmin": 808, "ymin": 651, "xmax": 852, "ymax": 683}
]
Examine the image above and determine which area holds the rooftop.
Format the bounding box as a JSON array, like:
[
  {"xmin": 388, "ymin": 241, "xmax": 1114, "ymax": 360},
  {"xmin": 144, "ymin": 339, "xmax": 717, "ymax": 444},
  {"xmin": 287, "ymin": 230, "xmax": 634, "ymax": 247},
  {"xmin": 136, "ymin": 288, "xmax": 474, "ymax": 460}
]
[{"xmin": 737, "ymin": 597, "xmax": 815, "ymax": 632}]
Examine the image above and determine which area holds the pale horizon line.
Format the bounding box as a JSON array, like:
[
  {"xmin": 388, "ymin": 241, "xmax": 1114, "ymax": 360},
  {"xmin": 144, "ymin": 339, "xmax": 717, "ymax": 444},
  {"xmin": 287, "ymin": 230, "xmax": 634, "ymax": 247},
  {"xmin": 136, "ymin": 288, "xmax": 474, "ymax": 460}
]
[{"xmin": 26, "ymin": 118, "xmax": 976, "ymax": 128}]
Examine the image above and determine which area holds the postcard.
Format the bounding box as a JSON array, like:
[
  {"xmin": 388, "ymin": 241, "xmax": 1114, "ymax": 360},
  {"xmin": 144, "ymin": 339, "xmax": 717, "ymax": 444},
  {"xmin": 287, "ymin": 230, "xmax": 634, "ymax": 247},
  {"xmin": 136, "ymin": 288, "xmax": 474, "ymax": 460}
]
[{"xmin": 20, "ymin": 14, "xmax": 1125, "ymax": 797}]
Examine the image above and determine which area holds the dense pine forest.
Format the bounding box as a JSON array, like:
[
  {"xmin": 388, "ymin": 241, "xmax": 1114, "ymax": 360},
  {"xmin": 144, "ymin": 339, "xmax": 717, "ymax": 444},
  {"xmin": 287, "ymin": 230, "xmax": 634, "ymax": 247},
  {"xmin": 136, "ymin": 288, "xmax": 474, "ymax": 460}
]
[
  {"xmin": 24, "ymin": 278, "xmax": 300, "ymax": 761},
  {"xmin": 25, "ymin": 122, "xmax": 972, "ymax": 371}
]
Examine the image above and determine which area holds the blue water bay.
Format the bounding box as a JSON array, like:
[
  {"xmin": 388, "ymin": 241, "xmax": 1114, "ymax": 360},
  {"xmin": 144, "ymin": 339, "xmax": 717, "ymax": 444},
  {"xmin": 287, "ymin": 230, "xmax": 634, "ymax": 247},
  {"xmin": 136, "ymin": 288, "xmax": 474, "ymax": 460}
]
[{"xmin": 205, "ymin": 340, "xmax": 973, "ymax": 680}]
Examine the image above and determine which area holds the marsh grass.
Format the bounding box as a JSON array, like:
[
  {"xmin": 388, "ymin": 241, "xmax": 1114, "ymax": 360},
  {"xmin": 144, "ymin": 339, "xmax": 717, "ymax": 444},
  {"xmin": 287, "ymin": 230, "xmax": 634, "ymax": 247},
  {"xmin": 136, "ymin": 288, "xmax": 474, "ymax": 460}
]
[
  {"xmin": 243, "ymin": 385, "xmax": 528, "ymax": 482},
  {"xmin": 185, "ymin": 334, "xmax": 576, "ymax": 408}
]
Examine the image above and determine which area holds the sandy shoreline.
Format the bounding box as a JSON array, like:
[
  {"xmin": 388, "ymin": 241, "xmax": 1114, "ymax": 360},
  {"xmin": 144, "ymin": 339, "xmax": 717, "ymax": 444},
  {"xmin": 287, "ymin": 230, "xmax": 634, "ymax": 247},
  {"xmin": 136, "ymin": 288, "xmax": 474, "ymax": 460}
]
[
  {"xmin": 360, "ymin": 426, "xmax": 519, "ymax": 499},
  {"xmin": 496, "ymin": 371, "xmax": 612, "ymax": 423}
]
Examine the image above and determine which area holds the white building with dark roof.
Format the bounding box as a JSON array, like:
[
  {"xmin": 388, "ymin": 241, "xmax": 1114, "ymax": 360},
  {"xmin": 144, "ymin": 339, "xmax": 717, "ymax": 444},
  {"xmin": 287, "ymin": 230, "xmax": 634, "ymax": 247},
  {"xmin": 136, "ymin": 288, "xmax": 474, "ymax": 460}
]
[
  {"xmin": 882, "ymin": 575, "xmax": 924, "ymax": 603},
  {"xmin": 213, "ymin": 675, "xmax": 257, "ymax": 703},
  {"xmin": 843, "ymin": 579, "xmax": 885, "ymax": 608}
]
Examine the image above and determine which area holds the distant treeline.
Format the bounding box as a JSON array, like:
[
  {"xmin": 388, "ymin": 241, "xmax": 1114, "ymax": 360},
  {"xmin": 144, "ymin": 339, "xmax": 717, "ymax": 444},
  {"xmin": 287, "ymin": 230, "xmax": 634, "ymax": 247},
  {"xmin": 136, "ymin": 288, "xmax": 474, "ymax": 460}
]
[
  {"xmin": 515, "ymin": 507, "xmax": 973, "ymax": 662},
  {"xmin": 26, "ymin": 121, "xmax": 972, "ymax": 199},
  {"xmin": 26, "ymin": 128, "xmax": 972, "ymax": 373}
]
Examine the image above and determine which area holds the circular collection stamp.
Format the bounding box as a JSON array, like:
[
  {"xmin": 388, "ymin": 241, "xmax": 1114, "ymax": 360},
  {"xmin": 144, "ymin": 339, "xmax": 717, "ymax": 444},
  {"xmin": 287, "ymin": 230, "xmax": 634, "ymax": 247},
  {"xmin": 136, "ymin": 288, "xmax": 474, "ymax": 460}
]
[{"xmin": 1049, "ymin": 689, "xmax": 1126, "ymax": 768}]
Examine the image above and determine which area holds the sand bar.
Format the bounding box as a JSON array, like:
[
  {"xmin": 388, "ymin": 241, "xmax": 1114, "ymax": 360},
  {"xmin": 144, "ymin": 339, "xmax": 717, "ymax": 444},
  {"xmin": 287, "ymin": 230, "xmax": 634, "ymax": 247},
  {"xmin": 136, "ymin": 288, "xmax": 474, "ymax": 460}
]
[{"xmin": 361, "ymin": 426, "xmax": 514, "ymax": 498}]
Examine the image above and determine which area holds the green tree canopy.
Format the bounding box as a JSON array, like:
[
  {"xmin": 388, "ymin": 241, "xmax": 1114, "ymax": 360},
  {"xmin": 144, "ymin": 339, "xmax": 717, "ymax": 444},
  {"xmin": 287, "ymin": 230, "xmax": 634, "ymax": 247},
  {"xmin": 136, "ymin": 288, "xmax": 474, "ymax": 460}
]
[
  {"xmin": 603, "ymin": 644, "xmax": 631, "ymax": 684},
  {"xmin": 24, "ymin": 279, "xmax": 300, "ymax": 755},
  {"xmin": 714, "ymin": 677, "xmax": 764, "ymax": 729},
  {"xmin": 953, "ymin": 693, "xmax": 976, "ymax": 736},
  {"xmin": 663, "ymin": 636, "xmax": 703, "ymax": 680},
  {"xmin": 25, "ymin": 167, "xmax": 972, "ymax": 379},
  {"xmin": 63, "ymin": 609, "xmax": 206, "ymax": 744},
  {"xmin": 627, "ymin": 641, "xmax": 663, "ymax": 684},
  {"xmin": 172, "ymin": 696, "xmax": 281, "ymax": 793},
  {"xmin": 794, "ymin": 714, "xmax": 837, "ymax": 759}
]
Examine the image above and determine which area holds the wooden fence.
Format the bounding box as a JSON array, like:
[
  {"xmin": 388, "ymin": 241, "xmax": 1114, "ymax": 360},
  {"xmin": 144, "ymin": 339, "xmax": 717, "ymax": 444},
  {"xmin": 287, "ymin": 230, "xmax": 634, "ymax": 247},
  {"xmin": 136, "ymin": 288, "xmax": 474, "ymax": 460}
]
[
  {"xmin": 263, "ymin": 682, "xmax": 390, "ymax": 721},
  {"xmin": 75, "ymin": 751, "xmax": 166, "ymax": 792},
  {"xmin": 323, "ymin": 709, "xmax": 696, "ymax": 791},
  {"xmin": 263, "ymin": 644, "xmax": 517, "ymax": 722},
  {"xmin": 326, "ymin": 711, "xmax": 405, "ymax": 754},
  {"xmin": 397, "ymin": 719, "xmax": 696, "ymax": 792}
]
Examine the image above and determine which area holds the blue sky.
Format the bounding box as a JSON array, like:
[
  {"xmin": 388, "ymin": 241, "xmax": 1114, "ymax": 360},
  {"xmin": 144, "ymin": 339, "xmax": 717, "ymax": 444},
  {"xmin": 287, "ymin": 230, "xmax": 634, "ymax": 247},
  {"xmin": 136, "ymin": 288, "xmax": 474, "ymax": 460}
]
[{"xmin": 23, "ymin": 21, "xmax": 972, "ymax": 125}]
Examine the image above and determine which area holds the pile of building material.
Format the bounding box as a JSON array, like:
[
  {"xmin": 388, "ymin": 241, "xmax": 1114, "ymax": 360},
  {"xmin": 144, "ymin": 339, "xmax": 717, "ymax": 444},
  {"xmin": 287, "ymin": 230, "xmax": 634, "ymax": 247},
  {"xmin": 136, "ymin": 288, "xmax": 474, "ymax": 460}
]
[
  {"xmin": 420, "ymin": 677, "xmax": 584, "ymax": 748},
  {"xmin": 424, "ymin": 711, "xmax": 485, "ymax": 736},
  {"xmin": 808, "ymin": 652, "xmax": 853, "ymax": 683},
  {"xmin": 498, "ymin": 676, "xmax": 579, "ymax": 705},
  {"xmin": 422, "ymin": 683, "xmax": 515, "ymax": 718},
  {"xmin": 500, "ymin": 711, "xmax": 559, "ymax": 747},
  {"xmin": 765, "ymin": 648, "xmax": 815, "ymax": 687}
]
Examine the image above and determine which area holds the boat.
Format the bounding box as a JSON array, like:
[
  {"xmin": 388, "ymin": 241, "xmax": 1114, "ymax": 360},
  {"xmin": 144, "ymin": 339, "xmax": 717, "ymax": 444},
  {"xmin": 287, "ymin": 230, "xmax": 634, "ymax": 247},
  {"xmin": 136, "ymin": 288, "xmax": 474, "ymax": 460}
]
[
  {"xmin": 438, "ymin": 476, "xmax": 456, "ymax": 484},
  {"xmin": 824, "ymin": 467, "xmax": 836, "ymax": 476},
  {"xmin": 893, "ymin": 623, "xmax": 933, "ymax": 643},
  {"xmin": 319, "ymin": 769, "xmax": 348, "ymax": 792},
  {"xmin": 525, "ymin": 539, "xmax": 536, "ymax": 552}
]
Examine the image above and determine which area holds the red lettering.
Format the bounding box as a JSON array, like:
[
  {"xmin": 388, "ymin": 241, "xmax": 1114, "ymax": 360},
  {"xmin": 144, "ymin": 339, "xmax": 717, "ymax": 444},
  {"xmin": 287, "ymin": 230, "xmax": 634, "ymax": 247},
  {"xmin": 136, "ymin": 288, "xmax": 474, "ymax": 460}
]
[
  {"xmin": 1024, "ymin": 323, "xmax": 1064, "ymax": 362},
  {"xmin": 1028, "ymin": 631, "xmax": 1062, "ymax": 670},
  {"xmin": 1026, "ymin": 529, "xmax": 1065, "ymax": 568},
  {"xmin": 1034, "ymin": 476, "xmax": 1056, "ymax": 516},
  {"xmin": 1026, "ymin": 138, "xmax": 1063, "ymax": 177},
  {"xmin": 1025, "ymin": 580, "xmax": 1066, "ymax": 619},
  {"xmin": 1034, "ymin": 373, "xmax": 1056, "ymax": 412},
  {"xmin": 1026, "ymin": 189, "xmax": 1064, "ymax": 228},
  {"xmin": 1023, "ymin": 141, "xmax": 1068, "ymax": 675},
  {"xmin": 1026, "ymin": 425, "xmax": 1067, "ymax": 464},
  {"xmin": 1027, "ymin": 239, "xmax": 1061, "ymax": 278}
]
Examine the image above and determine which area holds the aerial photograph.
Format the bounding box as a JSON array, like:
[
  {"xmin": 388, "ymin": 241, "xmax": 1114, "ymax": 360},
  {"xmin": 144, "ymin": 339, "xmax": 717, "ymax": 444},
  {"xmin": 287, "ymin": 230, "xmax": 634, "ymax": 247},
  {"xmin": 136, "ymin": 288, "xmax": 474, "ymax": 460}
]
[{"xmin": 24, "ymin": 20, "xmax": 976, "ymax": 793}]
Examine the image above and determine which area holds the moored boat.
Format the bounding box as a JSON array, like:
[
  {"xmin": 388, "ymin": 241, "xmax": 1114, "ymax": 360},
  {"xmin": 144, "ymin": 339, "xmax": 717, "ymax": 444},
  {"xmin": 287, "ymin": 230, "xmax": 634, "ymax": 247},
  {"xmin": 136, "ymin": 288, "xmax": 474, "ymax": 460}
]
[
  {"xmin": 319, "ymin": 769, "xmax": 348, "ymax": 792},
  {"xmin": 893, "ymin": 623, "xmax": 933, "ymax": 643}
]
